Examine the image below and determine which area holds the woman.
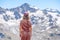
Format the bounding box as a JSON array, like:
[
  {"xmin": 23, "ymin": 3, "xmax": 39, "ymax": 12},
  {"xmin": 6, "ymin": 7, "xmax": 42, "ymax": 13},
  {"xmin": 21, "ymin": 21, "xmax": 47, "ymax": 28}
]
[{"xmin": 20, "ymin": 12, "xmax": 32, "ymax": 40}]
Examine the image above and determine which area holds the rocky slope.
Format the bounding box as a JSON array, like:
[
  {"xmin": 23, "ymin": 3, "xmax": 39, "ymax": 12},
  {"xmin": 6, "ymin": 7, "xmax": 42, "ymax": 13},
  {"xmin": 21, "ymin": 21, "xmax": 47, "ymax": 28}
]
[{"xmin": 0, "ymin": 3, "xmax": 60, "ymax": 40}]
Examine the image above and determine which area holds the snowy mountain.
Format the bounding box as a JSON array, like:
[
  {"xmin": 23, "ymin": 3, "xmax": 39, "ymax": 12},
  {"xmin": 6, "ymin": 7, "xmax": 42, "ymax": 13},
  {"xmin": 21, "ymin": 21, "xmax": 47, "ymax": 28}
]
[{"xmin": 0, "ymin": 3, "xmax": 60, "ymax": 40}]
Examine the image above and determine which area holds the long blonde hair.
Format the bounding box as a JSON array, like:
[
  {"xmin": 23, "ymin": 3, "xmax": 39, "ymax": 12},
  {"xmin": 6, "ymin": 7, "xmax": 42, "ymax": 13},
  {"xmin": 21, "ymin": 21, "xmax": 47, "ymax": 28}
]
[{"xmin": 23, "ymin": 14, "xmax": 29, "ymax": 20}]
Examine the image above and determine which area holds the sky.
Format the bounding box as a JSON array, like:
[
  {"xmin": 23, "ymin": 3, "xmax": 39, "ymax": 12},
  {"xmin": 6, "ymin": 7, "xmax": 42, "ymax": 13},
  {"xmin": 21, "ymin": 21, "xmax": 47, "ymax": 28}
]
[{"xmin": 0, "ymin": 0, "xmax": 60, "ymax": 10}]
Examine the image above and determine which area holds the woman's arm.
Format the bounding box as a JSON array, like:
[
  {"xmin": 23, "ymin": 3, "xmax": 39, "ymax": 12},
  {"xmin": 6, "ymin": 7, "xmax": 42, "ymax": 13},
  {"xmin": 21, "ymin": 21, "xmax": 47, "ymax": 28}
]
[
  {"xmin": 20, "ymin": 21, "xmax": 24, "ymax": 32},
  {"xmin": 20, "ymin": 26, "xmax": 23, "ymax": 32},
  {"xmin": 19, "ymin": 24, "xmax": 24, "ymax": 37},
  {"xmin": 29, "ymin": 26, "xmax": 32, "ymax": 32}
]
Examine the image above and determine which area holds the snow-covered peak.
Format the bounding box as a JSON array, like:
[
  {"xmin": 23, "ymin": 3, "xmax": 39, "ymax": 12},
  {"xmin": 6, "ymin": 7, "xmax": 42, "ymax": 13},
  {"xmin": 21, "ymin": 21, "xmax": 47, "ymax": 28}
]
[
  {"xmin": 0, "ymin": 3, "xmax": 60, "ymax": 40},
  {"xmin": 0, "ymin": 3, "xmax": 60, "ymax": 32}
]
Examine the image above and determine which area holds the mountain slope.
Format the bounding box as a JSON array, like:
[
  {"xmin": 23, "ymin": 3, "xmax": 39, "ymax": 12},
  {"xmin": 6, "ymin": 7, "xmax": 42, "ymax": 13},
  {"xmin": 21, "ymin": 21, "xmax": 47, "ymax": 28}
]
[{"xmin": 0, "ymin": 3, "xmax": 60, "ymax": 40}]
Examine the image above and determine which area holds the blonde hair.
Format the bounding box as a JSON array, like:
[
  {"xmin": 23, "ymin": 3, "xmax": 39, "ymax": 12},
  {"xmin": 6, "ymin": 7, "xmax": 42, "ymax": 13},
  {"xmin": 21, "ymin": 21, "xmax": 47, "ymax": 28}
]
[{"xmin": 23, "ymin": 15, "xmax": 29, "ymax": 20}]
